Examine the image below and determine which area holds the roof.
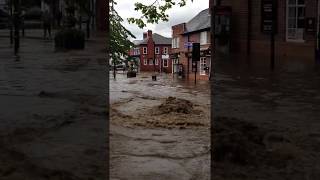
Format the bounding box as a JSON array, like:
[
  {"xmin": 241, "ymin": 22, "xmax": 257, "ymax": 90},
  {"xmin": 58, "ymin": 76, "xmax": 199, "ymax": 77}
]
[
  {"xmin": 135, "ymin": 33, "xmax": 171, "ymax": 45},
  {"xmin": 185, "ymin": 8, "xmax": 210, "ymax": 34}
]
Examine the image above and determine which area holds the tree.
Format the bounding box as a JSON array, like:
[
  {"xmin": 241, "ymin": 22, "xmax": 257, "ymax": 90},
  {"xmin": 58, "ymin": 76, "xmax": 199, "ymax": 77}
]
[
  {"xmin": 109, "ymin": 0, "xmax": 135, "ymax": 66},
  {"xmin": 127, "ymin": 0, "xmax": 191, "ymax": 28}
]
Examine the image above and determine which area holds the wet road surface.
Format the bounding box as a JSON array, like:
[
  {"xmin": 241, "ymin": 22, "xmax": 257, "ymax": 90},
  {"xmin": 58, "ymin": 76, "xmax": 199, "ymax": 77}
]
[{"xmin": 110, "ymin": 73, "xmax": 210, "ymax": 180}]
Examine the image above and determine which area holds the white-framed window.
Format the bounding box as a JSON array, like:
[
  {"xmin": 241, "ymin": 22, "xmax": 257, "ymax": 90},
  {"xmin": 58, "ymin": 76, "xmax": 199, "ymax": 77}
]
[
  {"xmin": 286, "ymin": 0, "xmax": 305, "ymax": 42},
  {"xmin": 144, "ymin": 59, "xmax": 148, "ymax": 65},
  {"xmin": 149, "ymin": 59, "xmax": 153, "ymax": 65},
  {"xmin": 172, "ymin": 37, "xmax": 180, "ymax": 48},
  {"xmin": 200, "ymin": 31, "xmax": 208, "ymax": 45},
  {"xmin": 155, "ymin": 47, "xmax": 160, "ymax": 54},
  {"xmin": 133, "ymin": 48, "xmax": 140, "ymax": 55},
  {"xmin": 200, "ymin": 57, "xmax": 207, "ymax": 75},
  {"xmin": 163, "ymin": 59, "xmax": 168, "ymax": 67},
  {"xmin": 143, "ymin": 47, "xmax": 148, "ymax": 54},
  {"xmin": 155, "ymin": 59, "xmax": 159, "ymax": 65},
  {"xmin": 163, "ymin": 47, "xmax": 168, "ymax": 54}
]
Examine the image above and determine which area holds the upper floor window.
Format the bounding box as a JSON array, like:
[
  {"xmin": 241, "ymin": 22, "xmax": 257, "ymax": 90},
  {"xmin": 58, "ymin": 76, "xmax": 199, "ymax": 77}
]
[
  {"xmin": 200, "ymin": 31, "xmax": 208, "ymax": 45},
  {"xmin": 144, "ymin": 59, "xmax": 148, "ymax": 65},
  {"xmin": 155, "ymin": 47, "xmax": 160, "ymax": 54},
  {"xmin": 133, "ymin": 48, "xmax": 140, "ymax": 55},
  {"xmin": 163, "ymin": 47, "xmax": 168, "ymax": 54},
  {"xmin": 172, "ymin": 37, "xmax": 180, "ymax": 48},
  {"xmin": 143, "ymin": 47, "xmax": 147, "ymax": 54}
]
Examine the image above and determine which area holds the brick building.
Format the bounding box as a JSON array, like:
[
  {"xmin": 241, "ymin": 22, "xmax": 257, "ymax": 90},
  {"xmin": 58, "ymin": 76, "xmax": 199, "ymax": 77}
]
[
  {"xmin": 129, "ymin": 30, "xmax": 172, "ymax": 73},
  {"xmin": 213, "ymin": 0, "xmax": 318, "ymax": 67},
  {"xmin": 171, "ymin": 8, "xmax": 211, "ymax": 80}
]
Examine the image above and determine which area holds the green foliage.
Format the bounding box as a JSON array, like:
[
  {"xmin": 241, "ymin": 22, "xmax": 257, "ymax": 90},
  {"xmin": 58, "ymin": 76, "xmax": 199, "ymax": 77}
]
[
  {"xmin": 127, "ymin": 0, "xmax": 190, "ymax": 28},
  {"xmin": 110, "ymin": 0, "xmax": 135, "ymax": 65}
]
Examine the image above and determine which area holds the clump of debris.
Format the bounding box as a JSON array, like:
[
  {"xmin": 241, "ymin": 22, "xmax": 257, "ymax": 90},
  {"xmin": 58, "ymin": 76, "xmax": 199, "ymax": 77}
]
[
  {"xmin": 213, "ymin": 116, "xmax": 303, "ymax": 179},
  {"xmin": 155, "ymin": 96, "xmax": 195, "ymax": 114}
]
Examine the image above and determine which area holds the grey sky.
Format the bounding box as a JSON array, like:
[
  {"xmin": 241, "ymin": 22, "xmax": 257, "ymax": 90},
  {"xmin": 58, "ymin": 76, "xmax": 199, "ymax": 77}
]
[{"xmin": 115, "ymin": 0, "xmax": 209, "ymax": 40}]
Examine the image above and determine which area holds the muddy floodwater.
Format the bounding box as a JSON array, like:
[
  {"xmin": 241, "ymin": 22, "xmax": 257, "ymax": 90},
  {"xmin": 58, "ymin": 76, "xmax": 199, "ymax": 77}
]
[
  {"xmin": 110, "ymin": 72, "xmax": 211, "ymax": 180},
  {"xmin": 213, "ymin": 57, "xmax": 320, "ymax": 180}
]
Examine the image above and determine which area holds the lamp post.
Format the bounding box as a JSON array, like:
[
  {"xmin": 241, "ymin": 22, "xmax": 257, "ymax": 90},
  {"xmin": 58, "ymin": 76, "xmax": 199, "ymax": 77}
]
[
  {"xmin": 152, "ymin": 40, "xmax": 157, "ymax": 81},
  {"xmin": 13, "ymin": 0, "xmax": 21, "ymax": 56}
]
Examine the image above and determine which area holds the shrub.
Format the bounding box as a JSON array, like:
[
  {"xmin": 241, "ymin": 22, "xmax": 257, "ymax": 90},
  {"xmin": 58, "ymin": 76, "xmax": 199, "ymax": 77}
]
[{"xmin": 54, "ymin": 29, "xmax": 85, "ymax": 50}]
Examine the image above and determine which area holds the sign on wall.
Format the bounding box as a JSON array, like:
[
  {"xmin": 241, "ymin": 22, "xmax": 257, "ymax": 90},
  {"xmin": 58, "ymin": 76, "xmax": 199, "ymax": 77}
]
[
  {"xmin": 261, "ymin": 0, "xmax": 277, "ymax": 34},
  {"xmin": 306, "ymin": 18, "xmax": 316, "ymax": 33}
]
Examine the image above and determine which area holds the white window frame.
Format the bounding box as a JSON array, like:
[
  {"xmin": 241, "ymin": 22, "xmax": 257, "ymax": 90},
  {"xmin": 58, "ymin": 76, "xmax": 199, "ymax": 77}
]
[
  {"xmin": 176, "ymin": 37, "xmax": 180, "ymax": 48},
  {"xmin": 200, "ymin": 31, "xmax": 208, "ymax": 45},
  {"xmin": 155, "ymin": 59, "xmax": 159, "ymax": 65},
  {"xmin": 200, "ymin": 57, "xmax": 207, "ymax": 75},
  {"xmin": 149, "ymin": 59, "xmax": 153, "ymax": 65},
  {"xmin": 144, "ymin": 59, "xmax": 148, "ymax": 65},
  {"xmin": 143, "ymin": 47, "xmax": 148, "ymax": 54},
  {"xmin": 172, "ymin": 37, "xmax": 180, "ymax": 48},
  {"xmin": 163, "ymin": 47, "xmax": 168, "ymax": 54},
  {"xmin": 286, "ymin": 0, "xmax": 305, "ymax": 42},
  {"xmin": 155, "ymin": 47, "xmax": 160, "ymax": 54},
  {"xmin": 163, "ymin": 59, "xmax": 168, "ymax": 67}
]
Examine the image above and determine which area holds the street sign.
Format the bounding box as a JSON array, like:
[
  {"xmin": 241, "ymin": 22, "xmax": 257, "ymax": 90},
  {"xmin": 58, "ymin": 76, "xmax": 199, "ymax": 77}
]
[{"xmin": 184, "ymin": 42, "xmax": 193, "ymax": 48}]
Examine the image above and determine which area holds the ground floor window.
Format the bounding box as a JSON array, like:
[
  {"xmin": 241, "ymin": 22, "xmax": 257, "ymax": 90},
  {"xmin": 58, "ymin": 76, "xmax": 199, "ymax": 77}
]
[
  {"xmin": 155, "ymin": 59, "xmax": 159, "ymax": 65},
  {"xmin": 163, "ymin": 59, "xmax": 168, "ymax": 67},
  {"xmin": 287, "ymin": 0, "xmax": 305, "ymax": 41},
  {"xmin": 200, "ymin": 57, "xmax": 207, "ymax": 75},
  {"xmin": 144, "ymin": 59, "xmax": 148, "ymax": 65},
  {"xmin": 149, "ymin": 59, "xmax": 153, "ymax": 65}
]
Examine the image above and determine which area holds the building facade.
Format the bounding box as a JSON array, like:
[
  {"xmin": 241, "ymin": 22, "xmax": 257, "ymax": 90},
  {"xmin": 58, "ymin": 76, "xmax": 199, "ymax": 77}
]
[
  {"xmin": 214, "ymin": 0, "xmax": 318, "ymax": 68},
  {"xmin": 129, "ymin": 30, "xmax": 173, "ymax": 73},
  {"xmin": 171, "ymin": 8, "xmax": 211, "ymax": 80}
]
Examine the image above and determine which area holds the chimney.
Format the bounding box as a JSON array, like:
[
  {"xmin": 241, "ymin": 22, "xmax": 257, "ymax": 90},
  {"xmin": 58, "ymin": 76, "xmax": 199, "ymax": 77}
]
[
  {"xmin": 143, "ymin": 32, "xmax": 147, "ymax": 39},
  {"xmin": 147, "ymin": 30, "xmax": 152, "ymax": 38}
]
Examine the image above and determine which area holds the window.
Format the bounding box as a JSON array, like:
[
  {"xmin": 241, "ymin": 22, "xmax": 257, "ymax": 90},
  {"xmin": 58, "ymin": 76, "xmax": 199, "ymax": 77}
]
[
  {"xmin": 155, "ymin": 59, "xmax": 159, "ymax": 65},
  {"xmin": 149, "ymin": 59, "xmax": 153, "ymax": 65},
  {"xmin": 287, "ymin": 0, "xmax": 305, "ymax": 41},
  {"xmin": 163, "ymin": 47, "xmax": 168, "ymax": 54},
  {"xmin": 172, "ymin": 37, "xmax": 180, "ymax": 48},
  {"xmin": 163, "ymin": 59, "xmax": 168, "ymax": 67},
  {"xmin": 143, "ymin": 47, "xmax": 148, "ymax": 54},
  {"xmin": 200, "ymin": 31, "xmax": 208, "ymax": 45},
  {"xmin": 155, "ymin": 47, "xmax": 159, "ymax": 54},
  {"xmin": 200, "ymin": 57, "xmax": 207, "ymax": 75},
  {"xmin": 144, "ymin": 59, "xmax": 148, "ymax": 65},
  {"xmin": 134, "ymin": 48, "xmax": 140, "ymax": 55}
]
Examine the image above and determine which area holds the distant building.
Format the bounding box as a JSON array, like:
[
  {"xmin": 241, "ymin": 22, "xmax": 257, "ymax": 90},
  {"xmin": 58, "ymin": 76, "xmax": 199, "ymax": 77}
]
[
  {"xmin": 171, "ymin": 8, "xmax": 211, "ymax": 80},
  {"xmin": 129, "ymin": 30, "xmax": 172, "ymax": 73}
]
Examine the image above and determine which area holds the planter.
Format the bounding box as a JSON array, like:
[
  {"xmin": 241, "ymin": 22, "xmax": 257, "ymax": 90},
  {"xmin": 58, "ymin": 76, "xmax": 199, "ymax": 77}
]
[
  {"xmin": 127, "ymin": 71, "xmax": 136, "ymax": 78},
  {"xmin": 54, "ymin": 29, "xmax": 85, "ymax": 50}
]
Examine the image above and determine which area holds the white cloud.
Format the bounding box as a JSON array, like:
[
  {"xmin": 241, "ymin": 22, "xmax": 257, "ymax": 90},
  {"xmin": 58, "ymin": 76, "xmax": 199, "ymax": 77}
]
[{"xmin": 114, "ymin": 0, "xmax": 209, "ymax": 40}]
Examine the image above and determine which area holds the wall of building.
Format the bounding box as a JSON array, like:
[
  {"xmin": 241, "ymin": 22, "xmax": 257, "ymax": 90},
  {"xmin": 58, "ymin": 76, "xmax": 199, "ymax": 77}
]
[{"xmin": 218, "ymin": 0, "xmax": 317, "ymax": 64}]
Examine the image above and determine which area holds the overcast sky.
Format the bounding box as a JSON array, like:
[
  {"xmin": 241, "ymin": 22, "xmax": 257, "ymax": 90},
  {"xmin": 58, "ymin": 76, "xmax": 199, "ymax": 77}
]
[{"xmin": 115, "ymin": 0, "xmax": 209, "ymax": 40}]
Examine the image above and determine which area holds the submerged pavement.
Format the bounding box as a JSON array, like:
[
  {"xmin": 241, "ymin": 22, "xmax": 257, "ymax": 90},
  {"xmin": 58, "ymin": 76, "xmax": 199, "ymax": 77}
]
[
  {"xmin": 213, "ymin": 57, "xmax": 320, "ymax": 180},
  {"xmin": 0, "ymin": 34, "xmax": 107, "ymax": 179}
]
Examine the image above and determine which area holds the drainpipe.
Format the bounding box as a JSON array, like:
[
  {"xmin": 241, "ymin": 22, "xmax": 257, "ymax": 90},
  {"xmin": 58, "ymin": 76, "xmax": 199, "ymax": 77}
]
[{"xmin": 317, "ymin": 0, "xmax": 320, "ymax": 50}]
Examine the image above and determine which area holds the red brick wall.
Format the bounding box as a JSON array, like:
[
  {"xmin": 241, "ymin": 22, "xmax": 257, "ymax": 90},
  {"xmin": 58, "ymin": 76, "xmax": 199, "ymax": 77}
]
[{"xmin": 219, "ymin": 0, "xmax": 317, "ymax": 60}]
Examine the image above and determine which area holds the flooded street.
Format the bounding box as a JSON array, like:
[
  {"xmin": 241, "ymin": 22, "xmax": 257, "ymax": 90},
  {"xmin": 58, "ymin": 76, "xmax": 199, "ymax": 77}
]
[
  {"xmin": 212, "ymin": 57, "xmax": 320, "ymax": 180},
  {"xmin": 110, "ymin": 73, "xmax": 210, "ymax": 180},
  {"xmin": 0, "ymin": 35, "xmax": 107, "ymax": 180}
]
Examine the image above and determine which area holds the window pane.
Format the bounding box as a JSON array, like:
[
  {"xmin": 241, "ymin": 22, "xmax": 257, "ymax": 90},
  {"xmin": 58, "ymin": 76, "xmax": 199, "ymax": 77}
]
[
  {"xmin": 288, "ymin": 7, "xmax": 296, "ymax": 18},
  {"xmin": 297, "ymin": 19, "xmax": 305, "ymax": 28},
  {"xmin": 288, "ymin": 0, "xmax": 296, "ymax": 5},
  {"xmin": 297, "ymin": 7, "xmax": 305, "ymax": 18},
  {"xmin": 298, "ymin": 0, "xmax": 305, "ymax": 5},
  {"xmin": 288, "ymin": 18, "xmax": 296, "ymax": 28}
]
